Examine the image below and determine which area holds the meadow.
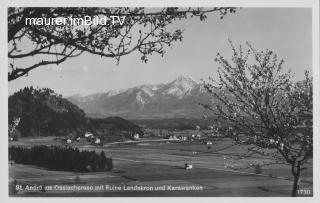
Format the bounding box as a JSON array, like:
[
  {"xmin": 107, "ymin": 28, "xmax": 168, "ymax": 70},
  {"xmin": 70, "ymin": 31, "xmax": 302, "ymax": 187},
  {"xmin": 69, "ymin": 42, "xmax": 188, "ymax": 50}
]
[{"xmin": 9, "ymin": 135, "xmax": 313, "ymax": 197}]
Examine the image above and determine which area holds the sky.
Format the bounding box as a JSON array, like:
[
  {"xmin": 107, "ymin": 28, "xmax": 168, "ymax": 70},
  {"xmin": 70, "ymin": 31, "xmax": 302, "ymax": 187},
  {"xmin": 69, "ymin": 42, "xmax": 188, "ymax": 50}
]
[{"xmin": 8, "ymin": 8, "xmax": 312, "ymax": 96}]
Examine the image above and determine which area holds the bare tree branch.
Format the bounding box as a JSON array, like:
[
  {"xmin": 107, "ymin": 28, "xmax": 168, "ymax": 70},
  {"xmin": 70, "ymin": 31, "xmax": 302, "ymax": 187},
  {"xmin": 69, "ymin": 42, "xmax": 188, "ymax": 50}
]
[{"xmin": 8, "ymin": 7, "xmax": 237, "ymax": 81}]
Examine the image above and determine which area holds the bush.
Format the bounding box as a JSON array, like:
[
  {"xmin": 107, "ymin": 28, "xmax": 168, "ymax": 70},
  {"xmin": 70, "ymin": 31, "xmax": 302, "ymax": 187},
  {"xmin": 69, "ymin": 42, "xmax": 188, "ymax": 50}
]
[
  {"xmin": 75, "ymin": 175, "xmax": 80, "ymax": 181},
  {"xmin": 9, "ymin": 145, "xmax": 113, "ymax": 172},
  {"xmin": 254, "ymin": 164, "xmax": 263, "ymax": 174},
  {"xmin": 106, "ymin": 157, "xmax": 113, "ymax": 171}
]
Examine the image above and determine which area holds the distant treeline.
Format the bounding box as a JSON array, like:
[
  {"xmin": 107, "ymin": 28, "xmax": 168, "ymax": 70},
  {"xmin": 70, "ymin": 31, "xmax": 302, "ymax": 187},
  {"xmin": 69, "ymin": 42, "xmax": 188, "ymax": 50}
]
[
  {"xmin": 9, "ymin": 145, "xmax": 113, "ymax": 172},
  {"xmin": 131, "ymin": 118, "xmax": 215, "ymax": 130}
]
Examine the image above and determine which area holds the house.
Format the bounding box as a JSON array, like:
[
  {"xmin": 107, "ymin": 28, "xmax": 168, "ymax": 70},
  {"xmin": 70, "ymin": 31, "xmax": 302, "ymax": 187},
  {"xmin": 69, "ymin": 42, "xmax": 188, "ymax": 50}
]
[
  {"xmin": 269, "ymin": 139, "xmax": 275, "ymax": 144},
  {"xmin": 94, "ymin": 138, "xmax": 101, "ymax": 144},
  {"xmin": 179, "ymin": 136, "xmax": 187, "ymax": 141},
  {"xmin": 67, "ymin": 139, "xmax": 72, "ymax": 144},
  {"xmin": 133, "ymin": 133, "xmax": 140, "ymax": 139},
  {"xmin": 196, "ymin": 125, "xmax": 201, "ymax": 131},
  {"xmin": 168, "ymin": 135, "xmax": 178, "ymax": 140},
  {"xmin": 84, "ymin": 132, "xmax": 94, "ymax": 138},
  {"xmin": 279, "ymin": 143, "xmax": 284, "ymax": 150},
  {"xmin": 185, "ymin": 163, "xmax": 193, "ymax": 170},
  {"xmin": 76, "ymin": 137, "xmax": 81, "ymax": 141},
  {"xmin": 205, "ymin": 141, "xmax": 213, "ymax": 145}
]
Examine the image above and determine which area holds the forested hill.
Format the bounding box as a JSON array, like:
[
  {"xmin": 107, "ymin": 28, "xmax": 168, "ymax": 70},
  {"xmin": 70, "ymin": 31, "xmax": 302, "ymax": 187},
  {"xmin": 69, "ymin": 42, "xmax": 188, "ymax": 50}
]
[{"xmin": 9, "ymin": 87, "xmax": 141, "ymax": 137}]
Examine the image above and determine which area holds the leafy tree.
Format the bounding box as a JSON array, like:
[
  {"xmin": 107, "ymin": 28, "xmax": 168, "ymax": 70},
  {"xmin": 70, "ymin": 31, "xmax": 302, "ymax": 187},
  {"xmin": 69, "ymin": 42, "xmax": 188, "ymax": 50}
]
[
  {"xmin": 106, "ymin": 157, "xmax": 114, "ymax": 171},
  {"xmin": 202, "ymin": 41, "xmax": 312, "ymax": 196},
  {"xmin": 8, "ymin": 7, "xmax": 236, "ymax": 81}
]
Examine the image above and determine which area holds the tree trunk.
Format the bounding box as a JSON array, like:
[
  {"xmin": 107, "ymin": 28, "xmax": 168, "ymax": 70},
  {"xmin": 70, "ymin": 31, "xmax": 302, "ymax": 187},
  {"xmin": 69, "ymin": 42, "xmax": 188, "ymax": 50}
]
[{"xmin": 291, "ymin": 162, "xmax": 301, "ymax": 197}]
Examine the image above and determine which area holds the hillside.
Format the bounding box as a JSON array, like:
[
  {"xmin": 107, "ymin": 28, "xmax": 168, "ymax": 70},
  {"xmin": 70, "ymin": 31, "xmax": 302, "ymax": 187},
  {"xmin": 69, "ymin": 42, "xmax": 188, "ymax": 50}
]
[
  {"xmin": 88, "ymin": 117, "xmax": 142, "ymax": 134},
  {"xmin": 9, "ymin": 87, "xmax": 141, "ymax": 137}
]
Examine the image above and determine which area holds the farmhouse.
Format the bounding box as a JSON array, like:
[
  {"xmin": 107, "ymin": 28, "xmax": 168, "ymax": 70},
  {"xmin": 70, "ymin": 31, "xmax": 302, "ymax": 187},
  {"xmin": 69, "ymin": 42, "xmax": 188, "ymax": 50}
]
[
  {"xmin": 205, "ymin": 141, "xmax": 213, "ymax": 145},
  {"xmin": 84, "ymin": 132, "xmax": 94, "ymax": 138},
  {"xmin": 94, "ymin": 138, "xmax": 101, "ymax": 144},
  {"xmin": 168, "ymin": 135, "xmax": 178, "ymax": 140},
  {"xmin": 133, "ymin": 133, "xmax": 140, "ymax": 139},
  {"xmin": 196, "ymin": 125, "xmax": 200, "ymax": 131},
  {"xmin": 185, "ymin": 163, "xmax": 193, "ymax": 170},
  {"xmin": 179, "ymin": 136, "xmax": 188, "ymax": 141}
]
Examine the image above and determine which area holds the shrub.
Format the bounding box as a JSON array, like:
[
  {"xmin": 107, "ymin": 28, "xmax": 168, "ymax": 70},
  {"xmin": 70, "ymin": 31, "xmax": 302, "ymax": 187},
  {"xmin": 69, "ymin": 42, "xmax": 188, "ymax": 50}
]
[
  {"xmin": 106, "ymin": 157, "xmax": 113, "ymax": 171},
  {"xmin": 254, "ymin": 164, "xmax": 263, "ymax": 174},
  {"xmin": 75, "ymin": 175, "xmax": 80, "ymax": 181}
]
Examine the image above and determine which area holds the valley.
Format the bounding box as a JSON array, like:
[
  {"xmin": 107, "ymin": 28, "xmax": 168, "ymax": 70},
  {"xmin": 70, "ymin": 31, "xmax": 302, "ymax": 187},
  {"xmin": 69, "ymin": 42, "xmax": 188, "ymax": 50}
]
[{"xmin": 9, "ymin": 136, "xmax": 313, "ymax": 197}]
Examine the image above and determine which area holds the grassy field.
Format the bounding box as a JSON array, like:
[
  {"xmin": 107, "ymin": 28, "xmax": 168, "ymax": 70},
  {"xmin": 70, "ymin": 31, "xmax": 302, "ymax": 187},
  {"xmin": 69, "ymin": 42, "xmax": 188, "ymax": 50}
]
[{"xmin": 9, "ymin": 136, "xmax": 313, "ymax": 197}]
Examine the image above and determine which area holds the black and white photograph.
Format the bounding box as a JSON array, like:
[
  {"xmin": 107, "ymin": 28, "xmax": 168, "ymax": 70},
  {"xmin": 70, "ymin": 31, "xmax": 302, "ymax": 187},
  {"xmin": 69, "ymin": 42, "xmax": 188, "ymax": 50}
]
[{"xmin": 1, "ymin": 0, "xmax": 319, "ymax": 200}]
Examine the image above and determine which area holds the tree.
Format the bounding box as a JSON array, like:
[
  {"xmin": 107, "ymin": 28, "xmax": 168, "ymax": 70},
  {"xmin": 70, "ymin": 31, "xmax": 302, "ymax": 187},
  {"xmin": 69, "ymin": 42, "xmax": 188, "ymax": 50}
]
[
  {"xmin": 98, "ymin": 151, "xmax": 107, "ymax": 170},
  {"xmin": 106, "ymin": 157, "xmax": 114, "ymax": 171},
  {"xmin": 8, "ymin": 7, "xmax": 236, "ymax": 81},
  {"xmin": 202, "ymin": 41, "xmax": 313, "ymax": 197},
  {"xmin": 9, "ymin": 145, "xmax": 111, "ymax": 172},
  {"xmin": 8, "ymin": 87, "xmax": 88, "ymax": 137}
]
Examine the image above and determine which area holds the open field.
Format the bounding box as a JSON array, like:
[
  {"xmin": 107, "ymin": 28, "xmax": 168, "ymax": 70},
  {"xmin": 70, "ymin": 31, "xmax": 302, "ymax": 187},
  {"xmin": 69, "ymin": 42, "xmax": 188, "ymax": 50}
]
[{"xmin": 9, "ymin": 137, "xmax": 313, "ymax": 197}]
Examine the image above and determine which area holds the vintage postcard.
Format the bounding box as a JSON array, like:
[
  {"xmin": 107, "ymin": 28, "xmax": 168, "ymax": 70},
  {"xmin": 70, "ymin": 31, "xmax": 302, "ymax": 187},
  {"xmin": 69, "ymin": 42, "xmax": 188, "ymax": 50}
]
[{"xmin": 1, "ymin": 0, "xmax": 319, "ymax": 202}]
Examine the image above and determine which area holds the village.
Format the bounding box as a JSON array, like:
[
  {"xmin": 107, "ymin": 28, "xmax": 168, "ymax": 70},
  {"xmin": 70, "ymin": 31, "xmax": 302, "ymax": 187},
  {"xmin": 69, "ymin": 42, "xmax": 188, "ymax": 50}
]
[
  {"xmin": 59, "ymin": 125, "xmax": 221, "ymax": 149},
  {"xmin": 8, "ymin": 128, "xmax": 313, "ymax": 197}
]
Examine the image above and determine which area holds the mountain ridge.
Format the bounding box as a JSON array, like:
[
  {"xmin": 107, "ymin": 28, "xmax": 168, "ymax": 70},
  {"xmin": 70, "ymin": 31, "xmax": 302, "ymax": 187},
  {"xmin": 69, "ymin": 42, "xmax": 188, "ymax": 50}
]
[{"xmin": 67, "ymin": 76, "xmax": 210, "ymax": 119}]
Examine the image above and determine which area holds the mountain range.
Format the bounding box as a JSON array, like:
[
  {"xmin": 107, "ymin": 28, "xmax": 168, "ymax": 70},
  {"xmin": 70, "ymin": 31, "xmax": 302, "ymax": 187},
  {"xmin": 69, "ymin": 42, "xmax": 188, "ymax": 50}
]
[{"xmin": 67, "ymin": 76, "xmax": 211, "ymax": 119}]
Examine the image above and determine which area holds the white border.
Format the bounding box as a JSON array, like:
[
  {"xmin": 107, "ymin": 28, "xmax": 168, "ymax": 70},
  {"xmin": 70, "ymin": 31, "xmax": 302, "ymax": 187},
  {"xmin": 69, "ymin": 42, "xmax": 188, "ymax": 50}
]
[
  {"xmin": 0, "ymin": 0, "xmax": 318, "ymax": 7},
  {"xmin": 0, "ymin": 1, "xmax": 319, "ymax": 203}
]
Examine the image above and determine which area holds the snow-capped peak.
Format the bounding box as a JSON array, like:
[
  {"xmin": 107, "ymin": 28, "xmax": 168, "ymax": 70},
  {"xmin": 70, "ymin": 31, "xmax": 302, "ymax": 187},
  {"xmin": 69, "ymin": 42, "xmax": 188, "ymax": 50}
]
[{"xmin": 172, "ymin": 75, "xmax": 197, "ymax": 85}]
